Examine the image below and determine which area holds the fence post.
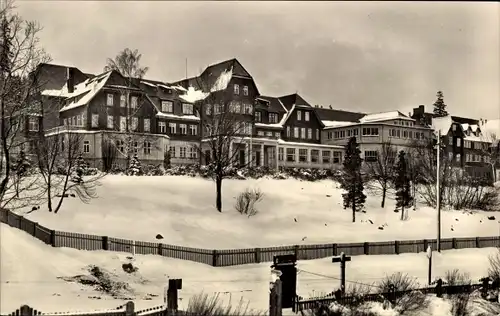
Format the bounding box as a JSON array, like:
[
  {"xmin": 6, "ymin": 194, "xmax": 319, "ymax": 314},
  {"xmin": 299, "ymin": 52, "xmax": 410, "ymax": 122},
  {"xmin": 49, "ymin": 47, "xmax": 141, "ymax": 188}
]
[
  {"xmin": 125, "ymin": 301, "xmax": 134, "ymax": 316},
  {"xmin": 394, "ymin": 240, "xmax": 400, "ymax": 255},
  {"xmin": 32, "ymin": 222, "xmax": 38, "ymax": 237},
  {"xmin": 158, "ymin": 243, "xmax": 163, "ymax": 256},
  {"xmin": 363, "ymin": 242, "xmax": 369, "ymax": 255},
  {"xmin": 476, "ymin": 237, "xmax": 481, "ymax": 248},
  {"xmin": 436, "ymin": 279, "xmax": 443, "ymax": 298},
  {"xmin": 255, "ymin": 248, "xmax": 261, "ymax": 263},
  {"xmin": 269, "ymin": 279, "xmax": 282, "ymax": 316},
  {"xmin": 294, "ymin": 245, "xmax": 300, "ymax": 259},
  {"xmin": 50, "ymin": 230, "xmax": 56, "ymax": 247},
  {"xmin": 212, "ymin": 250, "xmax": 218, "ymax": 266},
  {"xmin": 452, "ymin": 238, "xmax": 457, "ymax": 249},
  {"xmin": 332, "ymin": 243, "xmax": 338, "ymax": 256},
  {"xmin": 102, "ymin": 236, "xmax": 109, "ymax": 250},
  {"xmin": 423, "ymin": 239, "xmax": 429, "ymax": 252}
]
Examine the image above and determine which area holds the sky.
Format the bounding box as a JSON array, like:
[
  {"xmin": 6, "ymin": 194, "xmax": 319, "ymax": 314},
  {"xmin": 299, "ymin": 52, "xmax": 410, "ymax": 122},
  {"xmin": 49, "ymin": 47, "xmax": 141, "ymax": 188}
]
[{"xmin": 15, "ymin": 1, "xmax": 500, "ymax": 120}]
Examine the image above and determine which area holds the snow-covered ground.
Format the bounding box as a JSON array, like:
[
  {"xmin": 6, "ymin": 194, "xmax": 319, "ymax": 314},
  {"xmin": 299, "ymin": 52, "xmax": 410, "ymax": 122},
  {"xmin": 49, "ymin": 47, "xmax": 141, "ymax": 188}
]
[
  {"xmin": 1, "ymin": 224, "xmax": 498, "ymax": 315},
  {"xmin": 14, "ymin": 175, "xmax": 500, "ymax": 249}
]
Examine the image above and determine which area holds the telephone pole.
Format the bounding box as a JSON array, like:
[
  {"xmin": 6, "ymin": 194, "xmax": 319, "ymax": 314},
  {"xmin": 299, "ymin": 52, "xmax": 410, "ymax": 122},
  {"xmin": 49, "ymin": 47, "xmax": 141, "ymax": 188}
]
[{"xmin": 436, "ymin": 130, "xmax": 441, "ymax": 252}]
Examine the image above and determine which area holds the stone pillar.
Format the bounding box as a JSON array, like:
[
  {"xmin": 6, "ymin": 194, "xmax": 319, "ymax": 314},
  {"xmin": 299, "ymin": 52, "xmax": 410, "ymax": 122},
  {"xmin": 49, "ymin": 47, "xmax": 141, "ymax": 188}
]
[
  {"xmin": 260, "ymin": 144, "xmax": 264, "ymax": 166},
  {"xmin": 295, "ymin": 147, "xmax": 299, "ymax": 164},
  {"xmin": 245, "ymin": 142, "xmax": 249, "ymax": 165},
  {"xmin": 307, "ymin": 148, "xmax": 311, "ymax": 164},
  {"xmin": 275, "ymin": 145, "xmax": 279, "ymax": 172}
]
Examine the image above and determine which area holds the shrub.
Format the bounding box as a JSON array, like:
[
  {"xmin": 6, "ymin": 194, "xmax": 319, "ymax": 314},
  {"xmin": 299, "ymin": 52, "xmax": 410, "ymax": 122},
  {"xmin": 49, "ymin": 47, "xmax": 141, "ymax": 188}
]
[
  {"xmin": 121, "ymin": 263, "xmax": 138, "ymax": 274},
  {"xmin": 185, "ymin": 292, "xmax": 264, "ymax": 316},
  {"xmin": 376, "ymin": 272, "xmax": 428, "ymax": 315},
  {"xmin": 235, "ymin": 188, "xmax": 264, "ymax": 217},
  {"xmin": 488, "ymin": 248, "xmax": 500, "ymax": 285}
]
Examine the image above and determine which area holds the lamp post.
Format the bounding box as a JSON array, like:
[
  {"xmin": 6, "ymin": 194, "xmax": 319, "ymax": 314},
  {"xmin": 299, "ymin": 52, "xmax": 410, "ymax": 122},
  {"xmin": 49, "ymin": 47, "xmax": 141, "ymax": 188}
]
[
  {"xmin": 426, "ymin": 245, "xmax": 432, "ymax": 285},
  {"xmin": 436, "ymin": 130, "xmax": 442, "ymax": 252}
]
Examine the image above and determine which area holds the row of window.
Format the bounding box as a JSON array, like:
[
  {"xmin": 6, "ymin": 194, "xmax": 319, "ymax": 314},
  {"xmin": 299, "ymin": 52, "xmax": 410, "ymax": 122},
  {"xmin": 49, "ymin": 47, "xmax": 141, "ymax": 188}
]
[
  {"xmin": 168, "ymin": 146, "xmax": 198, "ymax": 159},
  {"xmin": 159, "ymin": 122, "xmax": 198, "ymax": 135},
  {"xmin": 106, "ymin": 94, "xmax": 139, "ymax": 108},
  {"xmin": 286, "ymin": 126, "xmax": 320, "ymax": 140},
  {"xmin": 326, "ymin": 128, "xmax": 360, "ymax": 140},
  {"xmin": 296, "ymin": 110, "xmax": 311, "ymax": 122},
  {"xmin": 160, "ymin": 101, "xmax": 194, "ymax": 115},
  {"xmin": 462, "ymin": 139, "xmax": 489, "ymax": 150},
  {"xmin": 394, "ymin": 120, "xmax": 415, "ymax": 127},
  {"xmin": 255, "ymin": 111, "xmax": 279, "ymax": 124},
  {"xmin": 257, "ymin": 130, "xmax": 281, "ymax": 138},
  {"xmin": 389, "ymin": 129, "xmax": 425, "ymax": 140},
  {"xmin": 277, "ymin": 148, "xmax": 343, "ymax": 164},
  {"xmin": 233, "ymin": 84, "xmax": 249, "ymax": 96},
  {"xmin": 206, "ymin": 102, "xmax": 253, "ymax": 115},
  {"xmin": 204, "ymin": 122, "xmax": 252, "ymax": 136}
]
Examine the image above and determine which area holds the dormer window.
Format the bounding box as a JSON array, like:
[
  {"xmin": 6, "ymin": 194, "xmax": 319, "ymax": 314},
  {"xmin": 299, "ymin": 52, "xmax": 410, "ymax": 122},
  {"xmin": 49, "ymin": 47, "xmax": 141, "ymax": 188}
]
[
  {"xmin": 182, "ymin": 103, "xmax": 194, "ymax": 115},
  {"xmin": 305, "ymin": 111, "xmax": 310, "ymax": 121},
  {"xmin": 269, "ymin": 113, "xmax": 278, "ymax": 124},
  {"xmin": 297, "ymin": 110, "xmax": 302, "ymax": 120},
  {"xmin": 161, "ymin": 100, "xmax": 173, "ymax": 113},
  {"xmin": 107, "ymin": 93, "xmax": 114, "ymax": 106},
  {"xmin": 243, "ymin": 86, "xmax": 248, "ymax": 96},
  {"xmin": 131, "ymin": 96, "xmax": 138, "ymax": 108},
  {"xmin": 234, "ymin": 84, "xmax": 239, "ymax": 95}
]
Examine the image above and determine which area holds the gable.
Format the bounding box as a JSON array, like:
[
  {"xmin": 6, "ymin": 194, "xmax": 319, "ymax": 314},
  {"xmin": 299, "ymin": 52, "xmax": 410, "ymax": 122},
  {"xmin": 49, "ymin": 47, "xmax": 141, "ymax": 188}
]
[
  {"xmin": 35, "ymin": 63, "xmax": 89, "ymax": 91},
  {"xmin": 278, "ymin": 93, "xmax": 312, "ymax": 110}
]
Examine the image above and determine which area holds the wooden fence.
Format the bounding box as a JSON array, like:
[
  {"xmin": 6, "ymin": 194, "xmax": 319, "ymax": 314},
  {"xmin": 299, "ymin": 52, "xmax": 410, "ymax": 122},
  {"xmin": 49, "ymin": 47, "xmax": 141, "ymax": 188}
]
[
  {"xmin": 1, "ymin": 208, "xmax": 499, "ymax": 267},
  {"xmin": 295, "ymin": 283, "xmax": 484, "ymax": 312}
]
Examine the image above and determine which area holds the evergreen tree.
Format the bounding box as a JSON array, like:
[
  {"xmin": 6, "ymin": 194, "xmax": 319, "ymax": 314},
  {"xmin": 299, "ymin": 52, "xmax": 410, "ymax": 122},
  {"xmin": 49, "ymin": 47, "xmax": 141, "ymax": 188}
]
[
  {"xmin": 12, "ymin": 150, "xmax": 31, "ymax": 197},
  {"xmin": 128, "ymin": 154, "xmax": 141, "ymax": 176},
  {"xmin": 432, "ymin": 91, "xmax": 448, "ymax": 117},
  {"xmin": 340, "ymin": 137, "xmax": 366, "ymax": 222},
  {"xmin": 394, "ymin": 151, "xmax": 413, "ymax": 220},
  {"xmin": 71, "ymin": 156, "xmax": 86, "ymax": 184}
]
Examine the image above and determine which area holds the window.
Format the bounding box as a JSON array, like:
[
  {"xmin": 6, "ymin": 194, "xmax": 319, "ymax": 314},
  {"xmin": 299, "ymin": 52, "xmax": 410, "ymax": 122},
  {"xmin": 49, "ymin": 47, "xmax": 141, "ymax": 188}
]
[
  {"xmin": 299, "ymin": 149, "xmax": 307, "ymax": 162},
  {"xmin": 286, "ymin": 148, "xmax": 296, "ymax": 162},
  {"xmin": 169, "ymin": 123, "xmax": 176, "ymax": 134},
  {"xmin": 293, "ymin": 127, "xmax": 299, "ymax": 138},
  {"xmin": 255, "ymin": 111, "xmax": 261, "ymax": 122},
  {"xmin": 449, "ymin": 152, "xmax": 453, "ymax": 161},
  {"xmin": 162, "ymin": 101, "xmax": 173, "ymax": 113},
  {"xmin": 403, "ymin": 131, "xmax": 408, "ymax": 138},
  {"xmin": 179, "ymin": 147, "xmax": 187, "ymax": 158},
  {"xmin": 275, "ymin": 132, "xmax": 280, "ymax": 138},
  {"xmin": 269, "ymin": 113, "xmax": 278, "ymax": 123},
  {"xmin": 362, "ymin": 127, "xmax": 379, "ymax": 136},
  {"xmin": 131, "ymin": 117, "xmax": 138, "ymax": 131},
  {"xmin": 310, "ymin": 149, "xmax": 319, "ymax": 163},
  {"xmin": 143, "ymin": 119, "xmax": 150, "ymax": 132},
  {"xmin": 231, "ymin": 101, "xmax": 241, "ymax": 113},
  {"xmin": 131, "ymin": 96, "xmax": 138, "ymax": 108},
  {"xmin": 28, "ymin": 117, "xmax": 39, "ymax": 131},
  {"xmin": 286, "ymin": 126, "xmax": 291, "ymax": 137},
  {"xmin": 214, "ymin": 104, "xmax": 221, "ymax": 114},
  {"xmin": 169, "ymin": 146, "xmax": 176, "ymax": 158},
  {"xmin": 449, "ymin": 137, "xmax": 453, "ymax": 145},
  {"xmin": 189, "ymin": 146, "xmax": 197, "ymax": 159},
  {"xmin": 258, "ymin": 131, "xmax": 264, "ymax": 136},
  {"xmin": 278, "ymin": 148, "xmax": 284, "ymax": 161},
  {"xmin": 333, "ymin": 151, "xmax": 342, "ymax": 163},
  {"xmin": 120, "ymin": 116, "xmax": 126, "ymax": 131},
  {"xmin": 120, "ymin": 95, "xmax": 126, "ymax": 107},
  {"xmin": 117, "ymin": 140, "xmax": 125, "ymax": 153},
  {"xmin": 316, "ymin": 129, "xmax": 320, "ymax": 140},
  {"xmin": 456, "ymin": 153, "xmax": 461, "ymax": 163},
  {"xmin": 91, "ymin": 114, "xmax": 99, "ymax": 128},
  {"xmin": 322, "ymin": 150, "xmax": 331, "ymax": 163},
  {"xmin": 190, "ymin": 125, "xmax": 197, "ymax": 135},
  {"xmin": 144, "ymin": 141, "xmax": 151, "ymax": 155},
  {"xmin": 206, "ymin": 104, "xmax": 212, "ymax": 115},
  {"xmin": 83, "ymin": 140, "xmax": 90, "ymax": 153},
  {"xmin": 159, "ymin": 121, "xmax": 166, "ymax": 133},
  {"xmin": 305, "ymin": 112, "xmax": 310, "ymax": 121},
  {"xmin": 327, "ymin": 132, "xmax": 332, "ymax": 140},
  {"xmin": 179, "ymin": 124, "xmax": 187, "ymax": 135},
  {"xmin": 364, "ymin": 151, "xmax": 378, "ymax": 162},
  {"xmin": 466, "ymin": 154, "xmax": 470, "ymax": 162},
  {"xmin": 456, "ymin": 138, "xmax": 461, "ymax": 147},
  {"xmin": 63, "ymin": 118, "xmax": 68, "ymax": 126},
  {"xmin": 234, "ymin": 84, "xmax": 239, "ymax": 95},
  {"xmin": 297, "ymin": 110, "xmax": 302, "ymax": 120},
  {"xmin": 182, "ymin": 103, "xmax": 193, "ymax": 115},
  {"xmin": 106, "ymin": 93, "xmax": 114, "ymax": 106},
  {"xmin": 243, "ymin": 86, "xmax": 248, "ymax": 96},
  {"xmin": 243, "ymin": 103, "xmax": 253, "ymax": 114},
  {"xmin": 301, "ymin": 128, "xmax": 306, "ymax": 139},
  {"xmin": 307, "ymin": 128, "xmax": 312, "ymax": 139},
  {"xmin": 133, "ymin": 141, "xmax": 139, "ymax": 154},
  {"xmin": 107, "ymin": 115, "xmax": 114, "ymax": 129},
  {"xmin": 452, "ymin": 124, "xmax": 456, "ymax": 131},
  {"xmin": 76, "ymin": 115, "xmax": 82, "ymax": 126}
]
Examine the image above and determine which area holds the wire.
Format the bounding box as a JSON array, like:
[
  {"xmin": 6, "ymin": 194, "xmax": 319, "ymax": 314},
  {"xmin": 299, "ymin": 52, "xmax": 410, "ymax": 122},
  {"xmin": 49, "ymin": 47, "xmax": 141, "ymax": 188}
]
[{"xmin": 297, "ymin": 268, "xmax": 382, "ymax": 289}]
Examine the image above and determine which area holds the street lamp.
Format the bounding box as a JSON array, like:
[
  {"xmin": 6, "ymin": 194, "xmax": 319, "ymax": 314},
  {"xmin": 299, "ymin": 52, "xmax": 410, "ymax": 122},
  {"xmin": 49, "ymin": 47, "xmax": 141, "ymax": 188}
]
[{"xmin": 426, "ymin": 245, "xmax": 433, "ymax": 285}]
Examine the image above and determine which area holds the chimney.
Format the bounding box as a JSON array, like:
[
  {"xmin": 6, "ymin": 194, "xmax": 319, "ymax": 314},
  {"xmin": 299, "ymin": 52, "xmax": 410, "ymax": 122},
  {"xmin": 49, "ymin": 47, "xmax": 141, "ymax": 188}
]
[{"xmin": 66, "ymin": 67, "xmax": 75, "ymax": 93}]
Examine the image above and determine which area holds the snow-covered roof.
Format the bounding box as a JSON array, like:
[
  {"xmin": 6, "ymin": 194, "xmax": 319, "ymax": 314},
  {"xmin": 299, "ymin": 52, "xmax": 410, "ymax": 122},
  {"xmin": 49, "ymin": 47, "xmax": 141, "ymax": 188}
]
[
  {"xmin": 178, "ymin": 86, "xmax": 209, "ymax": 103},
  {"xmin": 470, "ymin": 124, "xmax": 479, "ymax": 133},
  {"xmin": 255, "ymin": 122, "xmax": 283, "ymax": 129},
  {"xmin": 210, "ymin": 67, "xmax": 233, "ymax": 93},
  {"xmin": 322, "ymin": 120, "xmax": 357, "ymax": 128},
  {"xmin": 277, "ymin": 139, "xmax": 344, "ymax": 149},
  {"xmin": 176, "ymin": 67, "xmax": 233, "ymax": 103},
  {"xmin": 171, "ymin": 85, "xmax": 187, "ymax": 92},
  {"xmin": 359, "ymin": 111, "xmax": 412, "ymax": 123},
  {"xmin": 156, "ymin": 112, "xmax": 200, "ymax": 121},
  {"xmin": 431, "ymin": 116, "xmax": 452, "ymax": 136},
  {"xmin": 461, "ymin": 123, "xmax": 470, "ymax": 131},
  {"xmin": 59, "ymin": 72, "xmax": 113, "ymax": 112}
]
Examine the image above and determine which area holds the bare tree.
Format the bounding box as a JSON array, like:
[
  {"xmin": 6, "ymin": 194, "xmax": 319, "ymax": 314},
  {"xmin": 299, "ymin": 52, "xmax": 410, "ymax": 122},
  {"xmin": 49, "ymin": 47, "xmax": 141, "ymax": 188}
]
[
  {"xmin": 184, "ymin": 68, "xmax": 254, "ymax": 212},
  {"xmin": 102, "ymin": 48, "xmax": 155, "ymax": 170},
  {"xmin": 363, "ymin": 141, "xmax": 396, "ymax": 208},
  {"xmin": 33, "ymin": 127, "xmax": 104, "ymax": 213},
  {"xmin": 0, "ymin": 0, "xmax": 50, "ymax": 206},
  {"xmin": 478, "ymin": 132, "xmax": 498, "ymax": 183}
]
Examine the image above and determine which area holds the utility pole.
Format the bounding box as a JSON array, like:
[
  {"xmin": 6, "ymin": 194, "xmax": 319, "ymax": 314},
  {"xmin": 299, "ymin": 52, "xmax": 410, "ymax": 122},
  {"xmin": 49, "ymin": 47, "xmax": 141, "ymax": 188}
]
[
  {"xmin": 436, "ymin": 130, "xmax": 441, "ymax": 252},
  {"xmin": 332, "ymin": 252, "xmax": 352, "ymax": 295}
]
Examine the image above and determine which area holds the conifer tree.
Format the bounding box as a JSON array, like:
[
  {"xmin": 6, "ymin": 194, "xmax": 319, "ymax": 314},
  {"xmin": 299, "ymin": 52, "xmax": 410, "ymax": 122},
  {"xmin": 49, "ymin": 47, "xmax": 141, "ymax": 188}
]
[
  {"xmin": 340, "ymin": 137, "xmax": 366, "ymax": 222},
  {"xmin": 394, "ymin": 150, "xmax": 413, "ymax": 220},
  {"xmin": 128, "ymin": 154, "xmax": 141, "ymax": 176},
  {"xmin": 70, "ymin": 156, "xmax": 86, "ymax": 184},
  {"xmin": 12, "ymin": 150, "xmax": 31, "ymax": 197},
  {"xmin": 432, "ymin": 91, "xmax": 448, "ymax": 117}
]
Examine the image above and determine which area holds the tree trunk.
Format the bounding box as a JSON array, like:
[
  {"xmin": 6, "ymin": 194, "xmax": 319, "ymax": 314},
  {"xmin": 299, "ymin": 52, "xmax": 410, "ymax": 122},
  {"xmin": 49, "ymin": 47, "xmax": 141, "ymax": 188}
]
[
  {"xmin": 400, "ymin": 205, "xmax": 405, "ymax": 221},
  {"xmin": 215, "ymin": 175, "xmax": 223, "ymax": 212},
  {"xmin": 352, "ymin": 194, "xmax": 356, "ymax": 223},
  {"xmin": 381, "ymin": 186, "xmax": 386, "ymax": 208}
]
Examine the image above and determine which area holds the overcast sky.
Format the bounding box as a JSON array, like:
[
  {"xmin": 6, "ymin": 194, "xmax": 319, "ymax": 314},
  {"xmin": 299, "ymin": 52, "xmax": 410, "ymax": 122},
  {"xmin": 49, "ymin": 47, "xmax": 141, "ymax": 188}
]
[{"xmin": 16, "ymin": 1, "xmax": 500, "ymax": 119}]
